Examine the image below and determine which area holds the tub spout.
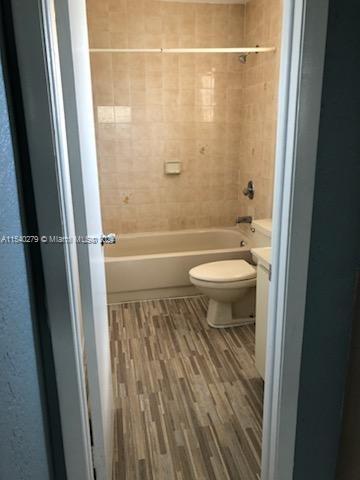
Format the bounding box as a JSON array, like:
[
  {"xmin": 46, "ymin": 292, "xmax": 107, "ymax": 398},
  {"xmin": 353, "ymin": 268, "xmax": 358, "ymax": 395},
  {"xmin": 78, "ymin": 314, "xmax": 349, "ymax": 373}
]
[{"xmin": 236, "ymin": 216, "xmax": 253, "ymax": 225}]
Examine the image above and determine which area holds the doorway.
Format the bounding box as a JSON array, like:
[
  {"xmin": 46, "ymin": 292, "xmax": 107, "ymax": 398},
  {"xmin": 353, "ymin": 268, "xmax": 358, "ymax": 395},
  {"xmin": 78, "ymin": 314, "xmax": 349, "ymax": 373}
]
[
  {"xmin": 4, "ymin": 0, "xmax": 329, "ymax": 478},
  {"xmin": 88, "ymin": 1, "xmax": 280, "ymax": 478}
]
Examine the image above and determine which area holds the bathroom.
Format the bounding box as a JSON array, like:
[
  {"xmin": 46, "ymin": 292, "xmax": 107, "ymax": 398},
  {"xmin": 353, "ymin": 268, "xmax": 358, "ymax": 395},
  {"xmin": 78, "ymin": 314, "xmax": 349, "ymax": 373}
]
[{"xmin": 87, "ymin": 0, "xmax": 282, "ymax": 477}]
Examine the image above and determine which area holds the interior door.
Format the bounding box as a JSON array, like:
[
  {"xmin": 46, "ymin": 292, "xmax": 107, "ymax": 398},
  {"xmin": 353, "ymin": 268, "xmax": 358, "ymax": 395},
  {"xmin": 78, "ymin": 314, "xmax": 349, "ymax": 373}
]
[{"xmin": 49, "ymin": 0, "xmax": 114, "ymax": 478}]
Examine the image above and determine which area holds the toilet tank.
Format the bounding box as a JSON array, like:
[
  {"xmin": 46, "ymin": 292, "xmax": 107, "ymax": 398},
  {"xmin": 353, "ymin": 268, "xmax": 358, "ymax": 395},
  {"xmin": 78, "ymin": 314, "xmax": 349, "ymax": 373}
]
[{"xmin": 251, "ymin": 219, "xmax": 272, "ymax": 247}]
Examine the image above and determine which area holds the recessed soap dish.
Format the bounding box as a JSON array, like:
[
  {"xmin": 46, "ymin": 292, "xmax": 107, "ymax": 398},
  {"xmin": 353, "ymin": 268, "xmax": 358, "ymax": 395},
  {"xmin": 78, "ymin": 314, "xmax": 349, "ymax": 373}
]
[{"xmin": 164, "ymin": 161, "xmax": 181, "ymax": 175}]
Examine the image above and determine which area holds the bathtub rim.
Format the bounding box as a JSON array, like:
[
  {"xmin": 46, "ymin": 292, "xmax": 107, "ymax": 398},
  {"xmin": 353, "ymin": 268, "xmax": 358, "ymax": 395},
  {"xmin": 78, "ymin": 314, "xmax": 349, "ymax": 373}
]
[
  {"xmin": 105, "ymin": 226, "xmax": 253, "ymax": 261},
  {"xmin": 105, "ymin": 246, "xmax": 250, "ymax": 262},
  {"xmin": 106, "ymin": 225, "xmax": 248, "ymax": 240}
]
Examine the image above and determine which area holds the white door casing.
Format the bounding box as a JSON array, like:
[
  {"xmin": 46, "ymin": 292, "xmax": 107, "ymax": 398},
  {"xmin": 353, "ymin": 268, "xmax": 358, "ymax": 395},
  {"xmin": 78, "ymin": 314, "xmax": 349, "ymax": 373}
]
[
  {"xmin": 261, "ymin": 1, "xmax": 329, "ymax": 479},
  {"xmin": 47, "ymin": 0, "xmax": 114, "ymax": 478}
]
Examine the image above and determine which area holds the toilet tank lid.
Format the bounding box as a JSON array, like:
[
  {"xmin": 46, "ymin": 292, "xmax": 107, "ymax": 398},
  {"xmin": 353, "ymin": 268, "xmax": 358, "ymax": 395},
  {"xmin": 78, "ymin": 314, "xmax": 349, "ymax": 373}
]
[{"xmin": 189, "ymin": 260, "xmax": 256, "ymax": 282}]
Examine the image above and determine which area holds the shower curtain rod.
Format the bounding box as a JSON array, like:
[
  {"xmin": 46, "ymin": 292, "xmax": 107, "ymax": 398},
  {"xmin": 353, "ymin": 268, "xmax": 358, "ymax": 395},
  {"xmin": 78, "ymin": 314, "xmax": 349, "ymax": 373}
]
[{"xmin": 89, "ymin": 47, "xmax": 276, "ymax": 54}]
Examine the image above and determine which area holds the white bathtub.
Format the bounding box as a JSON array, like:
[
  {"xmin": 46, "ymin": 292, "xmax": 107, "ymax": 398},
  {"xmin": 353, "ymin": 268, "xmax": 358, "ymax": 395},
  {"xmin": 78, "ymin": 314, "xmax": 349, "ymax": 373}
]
[{"xmin": 105, "ymin": 227, "xmax": 257, "ymax": 302}]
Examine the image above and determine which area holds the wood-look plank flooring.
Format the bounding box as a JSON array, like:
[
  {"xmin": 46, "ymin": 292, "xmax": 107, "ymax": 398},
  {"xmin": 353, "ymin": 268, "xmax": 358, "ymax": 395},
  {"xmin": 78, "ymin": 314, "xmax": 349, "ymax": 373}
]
[{"xmin": 109, "ymin": 295, "xmax": 263, "ymax": 480}]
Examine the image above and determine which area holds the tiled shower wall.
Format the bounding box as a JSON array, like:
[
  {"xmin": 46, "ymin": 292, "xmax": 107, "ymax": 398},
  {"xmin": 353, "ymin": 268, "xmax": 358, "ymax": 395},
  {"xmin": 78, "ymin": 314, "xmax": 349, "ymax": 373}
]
[
  {"xmin": 87, "ymin": 0, "xmax": 281, "ymax": 233},
  {"xmin": 239, "ymin": 0, "xmax": 282, "ymax": 219}
]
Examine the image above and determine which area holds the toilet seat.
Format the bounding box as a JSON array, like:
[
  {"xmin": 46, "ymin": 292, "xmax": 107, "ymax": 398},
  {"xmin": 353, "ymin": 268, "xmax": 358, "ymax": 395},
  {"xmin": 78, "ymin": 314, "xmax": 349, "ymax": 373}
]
[{"xmin": 189, "ymin": 260, "xmax": 256, "ymax": 283}]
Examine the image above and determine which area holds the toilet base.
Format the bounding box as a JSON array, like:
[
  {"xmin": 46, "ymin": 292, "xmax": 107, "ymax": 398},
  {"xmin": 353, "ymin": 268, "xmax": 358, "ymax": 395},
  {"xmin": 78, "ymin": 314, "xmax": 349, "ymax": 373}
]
[{"xmin": 207, "ymin": 298, "xmax": 255, "ymax": 328}]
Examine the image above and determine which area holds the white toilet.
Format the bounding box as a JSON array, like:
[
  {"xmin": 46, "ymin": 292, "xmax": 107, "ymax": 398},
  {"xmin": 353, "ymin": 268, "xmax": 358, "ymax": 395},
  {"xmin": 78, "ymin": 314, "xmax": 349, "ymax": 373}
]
[
  {"xmin": 189, "ymin": 259, "xmax": 257, "ymax": 328},
  {"xmin": 189, "ymin": 219, "xmax": 272, "ymax": 328}
]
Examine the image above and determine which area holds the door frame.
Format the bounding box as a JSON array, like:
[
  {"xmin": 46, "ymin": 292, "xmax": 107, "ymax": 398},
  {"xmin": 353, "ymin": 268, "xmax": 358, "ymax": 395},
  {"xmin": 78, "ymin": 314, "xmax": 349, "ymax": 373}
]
[
  {"xmin": 5, "ymin": 0, "xmax": 329, "ymax": 479},
  {"xmin": 261, "ymin": 1, "xmax": 329, "ymax": 478},
  {"xmin": 52, "ymin": 0, "xmax": 114, "ymax": 477},
  {"xmin": 6, "ymin": 0, "xmax": 114, "ymax": 478},
  {"xmin": 5, "ymin": 0, "xmax": 94, "ymax": 478}
]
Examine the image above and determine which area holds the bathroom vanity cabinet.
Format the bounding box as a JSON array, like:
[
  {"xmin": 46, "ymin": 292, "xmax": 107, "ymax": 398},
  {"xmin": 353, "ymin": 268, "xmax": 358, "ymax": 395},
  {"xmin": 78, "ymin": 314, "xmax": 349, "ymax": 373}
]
[{"xmin": 251, "ymin": 247, "xmax": 271, "ymax": 380}]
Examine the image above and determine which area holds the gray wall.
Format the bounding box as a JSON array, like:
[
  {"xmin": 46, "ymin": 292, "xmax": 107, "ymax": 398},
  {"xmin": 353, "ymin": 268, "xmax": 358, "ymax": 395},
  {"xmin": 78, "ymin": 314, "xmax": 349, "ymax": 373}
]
[
  {"xmin": 293, "ymin": 0, "xmax": 360, "ymax": 478},
  {"xmin": 0, "ymin": 58, "xmax": 51, "ymax": 479}
]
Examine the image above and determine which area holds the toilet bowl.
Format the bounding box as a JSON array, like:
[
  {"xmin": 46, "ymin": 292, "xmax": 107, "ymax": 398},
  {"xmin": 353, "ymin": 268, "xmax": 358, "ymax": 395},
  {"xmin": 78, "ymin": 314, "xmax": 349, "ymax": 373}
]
[{"xmin": 189, "ymin": 259, "xmax": 256, "ymax": 328}]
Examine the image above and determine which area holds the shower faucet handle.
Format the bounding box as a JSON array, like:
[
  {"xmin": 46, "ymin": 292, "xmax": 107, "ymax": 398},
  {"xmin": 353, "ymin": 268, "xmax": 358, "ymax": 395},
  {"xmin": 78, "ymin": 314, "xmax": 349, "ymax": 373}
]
[{"xmin": 243, "ymin": 180, "xmax": 255, "ymax": 199}]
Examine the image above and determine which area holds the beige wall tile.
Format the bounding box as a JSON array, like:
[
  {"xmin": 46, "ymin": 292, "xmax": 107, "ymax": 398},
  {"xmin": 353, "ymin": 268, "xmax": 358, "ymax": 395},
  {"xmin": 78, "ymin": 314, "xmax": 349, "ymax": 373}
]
[
  {"xmin": 238, "ymin": 0, "xmax": 282, "ymax": 220},
  {"xmin": 87, "ymin": 0, "xmax": 282, "ymax": 234}
]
